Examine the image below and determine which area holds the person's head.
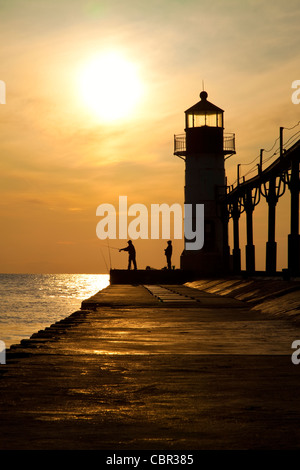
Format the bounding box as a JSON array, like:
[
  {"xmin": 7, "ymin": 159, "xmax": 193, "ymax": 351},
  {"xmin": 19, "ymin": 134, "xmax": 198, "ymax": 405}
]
[
  {"xmin": 167, "ymin": 240, "xmax": 172, "ymax": 245},
  {"xmin": 127, "ymin": 240, "xmax": 132, "ymax": 245}
]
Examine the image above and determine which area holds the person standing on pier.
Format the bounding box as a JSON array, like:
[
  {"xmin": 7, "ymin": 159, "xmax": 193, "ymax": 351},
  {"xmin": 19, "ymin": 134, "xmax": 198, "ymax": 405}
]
[
  {"xmin": 164, "ymin": 240, "xmax": 173, "ymax": 270},
  {"xmin": 119, "ymin": 240, "xmax": 137, "ymax": 270}
]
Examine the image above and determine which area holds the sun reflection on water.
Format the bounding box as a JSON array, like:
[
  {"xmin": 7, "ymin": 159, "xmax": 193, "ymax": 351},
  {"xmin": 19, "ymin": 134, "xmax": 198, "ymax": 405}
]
[{"xmin": 0, "ymin": 273, "xmax": 110, "ymax": 348}]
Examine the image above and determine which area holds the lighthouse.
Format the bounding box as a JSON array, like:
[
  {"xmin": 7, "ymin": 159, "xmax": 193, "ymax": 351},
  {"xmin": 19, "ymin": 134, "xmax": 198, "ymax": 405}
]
[{"xmin": 174, "ymin": 91, "xmax": 235, "ymax": 274}]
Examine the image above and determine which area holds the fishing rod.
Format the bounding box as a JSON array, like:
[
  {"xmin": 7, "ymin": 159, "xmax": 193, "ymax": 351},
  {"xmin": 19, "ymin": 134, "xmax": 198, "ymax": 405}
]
[
  {"xmin": 98, "ymin": 241, "xmax": 129, "ymax": 271},
  {"xmin": 98, "ymin": 242, "xmax": 121, "ymax": 251},
  {"xmin": 99, "ymin": 247, "xmax": 109, "ymax": 273},
  {"xmin": 107, "ymin": 239, "xmax": 112, "ymax": 270}
]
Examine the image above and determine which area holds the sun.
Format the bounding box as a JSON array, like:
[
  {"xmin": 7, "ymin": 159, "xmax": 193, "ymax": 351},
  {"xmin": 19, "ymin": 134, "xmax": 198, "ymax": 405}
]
[{"xmin": 78, "ymin": 51, "xmax": 144, "ymax": 122}]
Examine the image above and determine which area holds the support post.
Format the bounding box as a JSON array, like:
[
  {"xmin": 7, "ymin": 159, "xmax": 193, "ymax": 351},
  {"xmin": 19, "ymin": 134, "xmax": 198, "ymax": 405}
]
[
  {"xmin": 221, "ymin": 203, "xmax": 230, "ymax": 273},
  {"xmin": 288, "ymin": 159, "xmax": 300, "ymax": 275},
  {"xmin": 266, "ymin": 178, "xmax": 278, "ymax": 274},
  {"xmin": 280, "ymin": 127, "xmax": 284, "ymax": 159},
  {"xmin": 237, "ymin": 164, "xmax": 240, "ymax": 186},
  {"xmin": 245, "ymin": 188, "xmax": 255, "ymax": 275},
  {"xmin": 260, "ymin": 149, "xmax": 264, "ymax": 171},
  {"xmin": 232, "ymin": 199, "xmax": 241, "ymax": 273}
]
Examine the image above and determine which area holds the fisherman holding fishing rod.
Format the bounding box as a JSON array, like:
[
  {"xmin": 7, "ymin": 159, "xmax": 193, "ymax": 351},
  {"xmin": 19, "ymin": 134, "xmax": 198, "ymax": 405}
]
[
  {"xmin": 99, "ymin": 240, "xmax": 137, "ymax": 271},
  {"xmin": 119, "ymin": 240, "xmax": 137, "ymax": 270}
]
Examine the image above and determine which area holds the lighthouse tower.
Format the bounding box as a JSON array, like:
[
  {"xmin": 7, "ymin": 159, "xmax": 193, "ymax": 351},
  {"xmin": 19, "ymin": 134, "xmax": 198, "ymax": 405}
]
[{"xmin": 174, "ymin": 91, "xmax": 235, "ymax": 274}]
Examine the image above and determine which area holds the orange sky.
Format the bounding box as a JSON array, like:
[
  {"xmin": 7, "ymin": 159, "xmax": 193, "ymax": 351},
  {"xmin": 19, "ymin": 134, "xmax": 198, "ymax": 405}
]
[{"xmin": 1, "ymin": 0, "xmax": 300, "ymax": 273}]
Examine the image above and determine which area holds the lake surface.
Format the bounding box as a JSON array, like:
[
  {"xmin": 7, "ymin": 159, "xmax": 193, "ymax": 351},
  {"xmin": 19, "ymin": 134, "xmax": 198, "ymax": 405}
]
[{"xmin": 0, "ymin": 274, "xmax": 109, "ymax": 348}]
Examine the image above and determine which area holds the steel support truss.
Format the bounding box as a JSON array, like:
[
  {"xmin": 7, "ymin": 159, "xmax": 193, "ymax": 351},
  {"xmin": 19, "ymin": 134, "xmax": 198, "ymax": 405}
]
[{"xmin": 220, "ymin": 134, "xmax": 300, "ymax": 275}]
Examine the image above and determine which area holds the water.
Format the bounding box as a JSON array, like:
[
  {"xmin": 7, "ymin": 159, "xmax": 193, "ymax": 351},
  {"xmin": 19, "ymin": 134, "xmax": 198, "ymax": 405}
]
[{"xmin": 0, "ymin": 274, "xmax": 109, "ymax": 349}]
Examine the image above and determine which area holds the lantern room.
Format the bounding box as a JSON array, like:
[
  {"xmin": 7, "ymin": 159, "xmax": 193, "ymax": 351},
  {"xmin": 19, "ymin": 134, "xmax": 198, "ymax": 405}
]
[
  {"xmin": 185, "ymin": 91, "xmax": 223, "ymax": 129},
  {"xmin": 174, "ymin": 91, "xmax": 235, "ymax": 158}
]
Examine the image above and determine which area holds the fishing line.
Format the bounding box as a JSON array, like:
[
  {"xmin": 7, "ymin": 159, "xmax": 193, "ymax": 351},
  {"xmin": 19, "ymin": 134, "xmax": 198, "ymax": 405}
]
[
  {"xmin": 107, "ymin": 238, "xmax": 112, "ymax": 270},
  {"xmin": 99, "ymin": 247, "xmax": 109, "ymax": 273},
  {"xmin": 98, "ymin": 242, "xmax": 120, "ymax": 250}
]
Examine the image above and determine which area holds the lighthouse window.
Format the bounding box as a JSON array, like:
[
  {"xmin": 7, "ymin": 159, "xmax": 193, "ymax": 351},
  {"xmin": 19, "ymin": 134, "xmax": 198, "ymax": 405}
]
[
  {"xmin": 194, "ymin": 114, "xmax": 207, "ymax": 127},
  {"xmin": 187, "ymin": 112, "xmax": 223, "ymax": 128},
  {"xmin": 217, "ymin": 113, "xmax": 223, "ymax": 127},
  {"xmin": 187, "ymin": 114, "xmax": 194, "ymax": 127}
]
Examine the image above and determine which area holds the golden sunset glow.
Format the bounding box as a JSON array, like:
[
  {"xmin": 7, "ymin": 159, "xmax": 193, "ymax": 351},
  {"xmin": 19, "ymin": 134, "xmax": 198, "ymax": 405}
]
[
  {"xmin": 1, "ymin": 1, "xmax": 300, "ymax": 274},
  {"xmin": 78, "ymin": 51, "xmax": 144, "ymax": 122}
]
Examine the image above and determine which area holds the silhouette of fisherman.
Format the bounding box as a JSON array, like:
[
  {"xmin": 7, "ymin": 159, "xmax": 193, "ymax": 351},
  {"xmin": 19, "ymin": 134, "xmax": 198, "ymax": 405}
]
[
  {"xmin": 164, "ymin": 240, "xmax": 172, "ymax": 270},
  {"xmin": 119, "ymin": 240, "xmax": 137, "ymax": 270}
]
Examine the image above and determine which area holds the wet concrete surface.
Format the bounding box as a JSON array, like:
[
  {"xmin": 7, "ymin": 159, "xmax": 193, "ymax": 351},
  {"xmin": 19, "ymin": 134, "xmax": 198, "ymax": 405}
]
[{"xmin": 1, "ymin": 284, "xmax": 300, "ymax": 450}]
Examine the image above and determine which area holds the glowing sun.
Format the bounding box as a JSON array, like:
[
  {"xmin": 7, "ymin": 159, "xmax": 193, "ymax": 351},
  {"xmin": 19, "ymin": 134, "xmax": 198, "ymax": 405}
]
[{"xmin": 79, "ymin": 51, "xmax": 144, "ymax": 122}]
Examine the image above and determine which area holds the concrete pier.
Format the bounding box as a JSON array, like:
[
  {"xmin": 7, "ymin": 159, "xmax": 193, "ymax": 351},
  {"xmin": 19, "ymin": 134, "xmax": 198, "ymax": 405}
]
[{"xmin": 1, "ymin": 281, "xmax": 300, "ymax": 450}]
